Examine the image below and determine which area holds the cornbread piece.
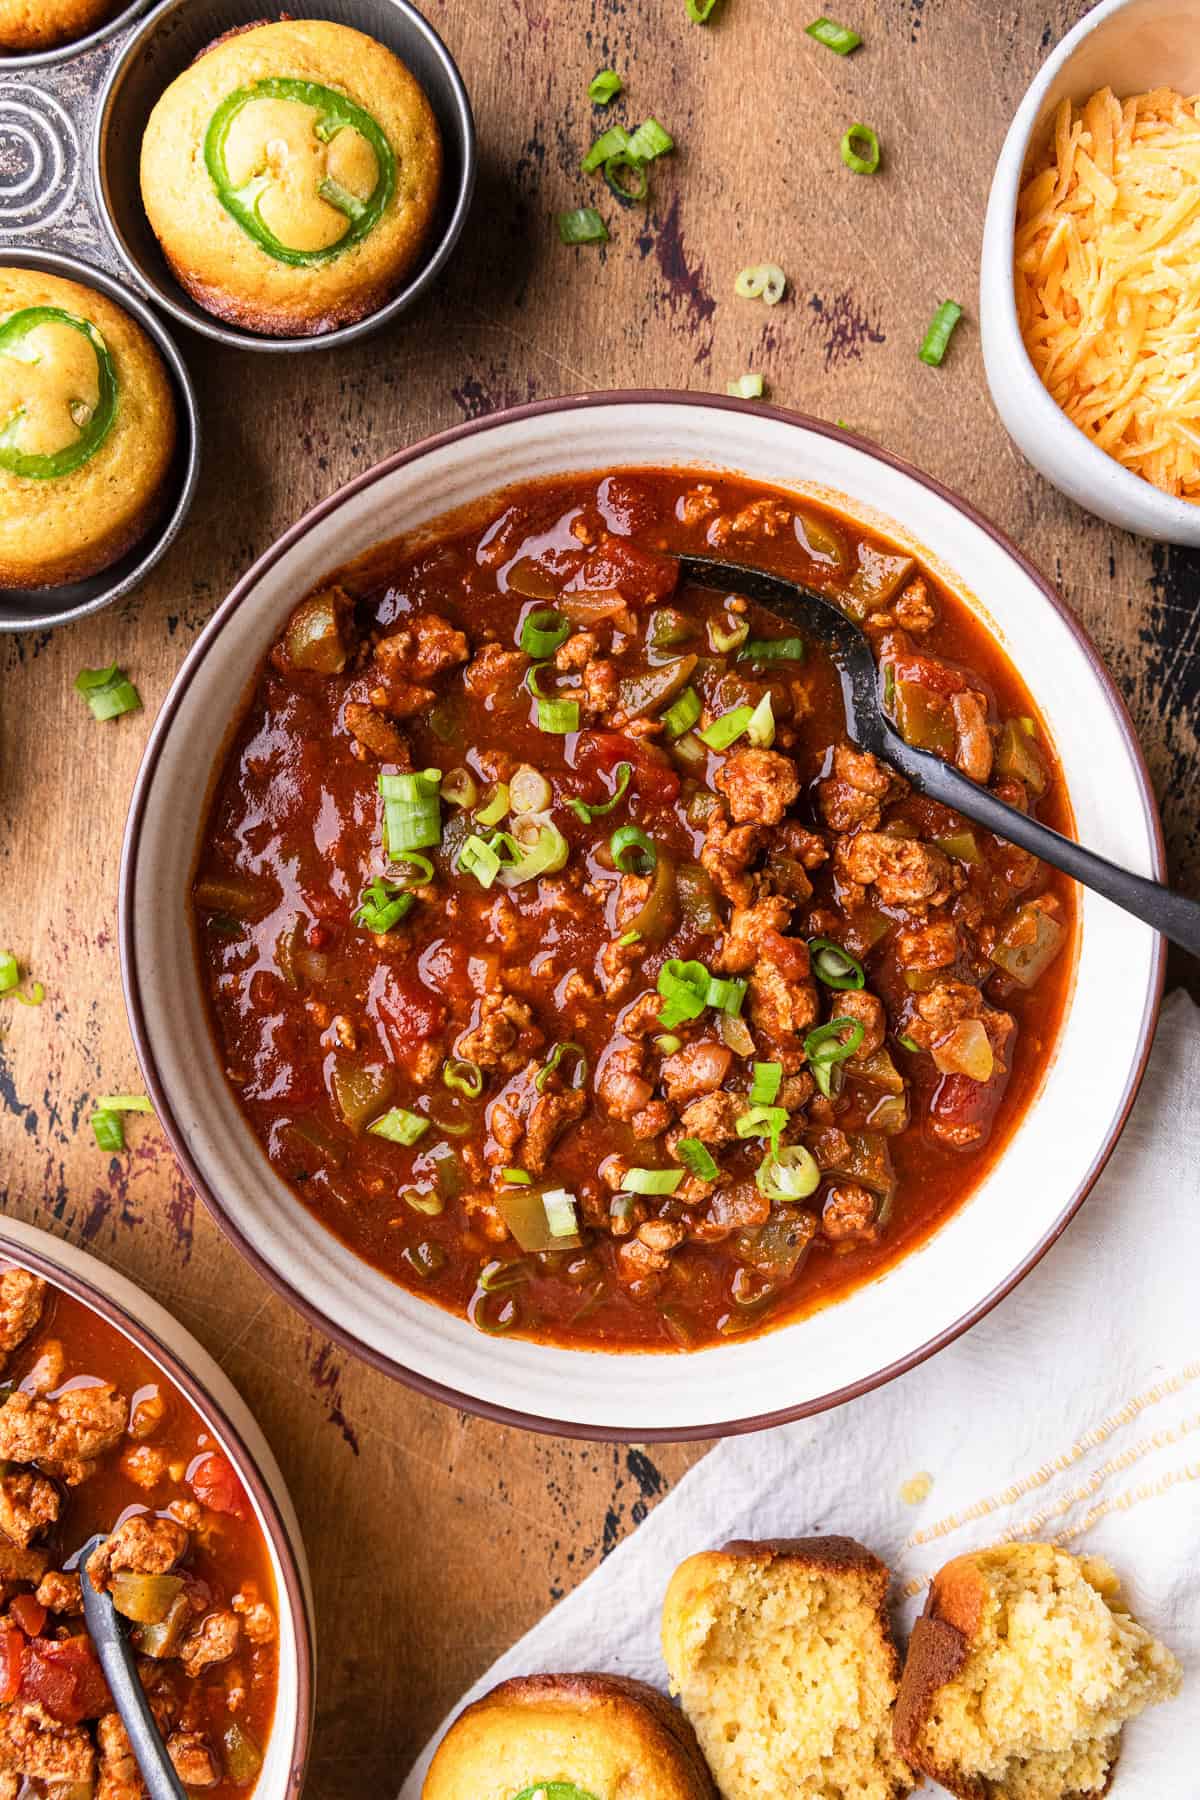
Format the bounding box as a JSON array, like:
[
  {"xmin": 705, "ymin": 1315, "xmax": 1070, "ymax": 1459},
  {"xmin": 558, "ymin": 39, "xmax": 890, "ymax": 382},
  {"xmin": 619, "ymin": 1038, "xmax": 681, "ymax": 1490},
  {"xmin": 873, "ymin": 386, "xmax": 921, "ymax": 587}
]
[
  {"xmin": 0, "ymin": 0, "xmax": 114, "ymax": 52},
  {"xmin": 140, "ymin": 19, "xmax": 443, "ymax": 337},
  {"xmin": 0, "ymin": 267, "xmax": 176, "ymax": 589},
  {"xmin": 894, "ymin": 1542, "xmax": 1182, "ymax": 1799},
  {"xmin": 662, "ymin": 1537, "xmax": 913, "ymax": 1799},
  {"xmin": 423, "ymin": 1672, "xmax": 717, "ymax": 1800}
]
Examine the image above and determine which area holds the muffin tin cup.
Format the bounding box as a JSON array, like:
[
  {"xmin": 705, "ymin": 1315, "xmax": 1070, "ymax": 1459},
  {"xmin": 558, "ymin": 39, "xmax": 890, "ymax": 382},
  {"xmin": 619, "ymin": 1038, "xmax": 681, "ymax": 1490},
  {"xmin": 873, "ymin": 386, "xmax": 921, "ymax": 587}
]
[
  {"xmin": 0, "ymin": 0, "xmax": 153, "ymax": 70},
  {"xmin": 0, "ymin": 246, "xmax": 202, "ymax": 632},
  {"xmin": 93, "ymin": 0, "xmax": 478, "ymax": 353}
]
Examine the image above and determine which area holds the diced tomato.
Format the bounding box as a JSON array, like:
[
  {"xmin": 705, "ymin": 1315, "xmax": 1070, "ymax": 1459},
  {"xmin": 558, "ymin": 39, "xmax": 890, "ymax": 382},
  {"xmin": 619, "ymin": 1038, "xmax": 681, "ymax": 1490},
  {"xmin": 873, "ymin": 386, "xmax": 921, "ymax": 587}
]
[
  {"xmin": 930, "ymin": 1068, "xmax": 1010, "ymax": 1147},
  {"xmin": 190, "ymin": 1450, "xmax": 250, "ymax": 1520},
  {"xmin": 0, "ymin": 1627, "xmax": 24, "ymax": 1705},
  {"xmin": 21, "ymin": 1635, "xmax": 110, "ymax": 1723},
  {"xmin": 762, "ymin": 929, "xmax": 809, "ymax": 980},
  {"xmin": 596, "ymin": 475, "xmax": 659, "ymax": 537},
  {"xmin": 887, "ymin": 651, "xmax": 967, "ymax": 696},
  {"xmin": 367, "ymin": 963, "xmax": 446, "ymax": 1073},
  {"xmin": 568, "ymin": 538, "xmax": 678, "ymax": 605},
  {"xmin": 10, "ymin": 1595, "xmax": 46, "ymax": 1638},
  {"xmin": 573, "ymin": 732, "xmax": 681, "ymax": 807}
]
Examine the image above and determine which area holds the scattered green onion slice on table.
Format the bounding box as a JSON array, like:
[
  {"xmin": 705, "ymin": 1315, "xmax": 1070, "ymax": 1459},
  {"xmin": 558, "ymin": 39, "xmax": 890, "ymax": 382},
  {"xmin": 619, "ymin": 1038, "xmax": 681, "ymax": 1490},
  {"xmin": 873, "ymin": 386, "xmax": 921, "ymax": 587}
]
[
  {"xmin": 757, "ymin": 1142, "xmax": 821, "ymax": 1200},
  {"xmin": 443, "ymin": 1058, "xmax": 483, "ymax": 1098},
  {"xmin": 535, "ymin": 1040, "xmax": 589, "ymax": 1092},
  {"xmin": 698, "ymin": 704, "xmax": 753, "ymax": 750},
  {"xmin": 806, "ymin": 16, "xmax": 862, "ymax": 53},
  {"xmin": 734, "ymin": 263, "xmax": 787, "ymax": 304},
  {"xmin": 804, "ymin": 1016, "xmax": 865, "ymax": 1096},
  {"xmin": 354, "ymin": 877, "xmax": 413, "ymax": 933},
  {"xmin": 604, "ymin": 154, "xmax": 649, "ymax": 205},
  {"xmin": 686, "ymin": 0, "xmax": 722, "ymax": 20},
  {"xmin": 13, "ymin": 981, "xmax": 43, "ymax": 1007},
  {"xmin": 739, "ymin": 635, "xmax": 805, "ymax": 664},
  {"xmin": 582, "ymin": 126, "xmax": 631, "ymax": 174},
  {"xmin": 91, "ymin": 1111, "xmax": 126, "ymax": 1153},
  {"xmin": 841, "ymin": 123, "xmax": 881, "ymax": 174},
  {"xmin": 662, "ymin": 686, "xmax": 701, "ymax": 738},
  {"xmin": 919, "ymin": 300, "xmax": 964, "ymax": 367},
  {"xmin": 95, "ymin": 1095, "xmax": 153, "ymax": 1113},
  {"xmin": 726, "ymin": 374, "xmax": 764, "ymax": 399},
  {"xmin": 380, "ymin": 767, "xmax": 442, "ymax": 856},
  {"xmin": 75, "ymin": 663, "xmax": 141, "ymax": 722},
  {"xmin": 626, "ymin": 118, "xmax": 674, "ymax": 163},
  {"xmin": 809, "ymin": 936, "xmax": 865, "ymax": 990},
  {"xmin": 750, "ymin": 1061, "xmax": 783, "ymax": 1105},
  {"xmin": 588, "ymin": 68, "xmax": 622, "ymax": 104},
  {"xmin": 676, "ymin": 1138, "xmax": 718, "ymax": 1181},
  {"xmin": 568, "ymin": 760, "xmax": 632, "ymax": 823},
  {"xmin": 610, "ymin": 824, "xmax": 657, "ymax": 875},
  {"xmin": 0, "ymin": 953, "xmax": 17, "ymax": 993},
  {"xmin": 519, "ymin": 607, "xmax": 570, "ymax": 657},
  {"xmin": 558, "ymin": 207, "xmax": 608, "ymax": 246},
  {"xmin": 623, "ymin": 1166, "xmax": 684, "ymax": 1195},
  {"xmin": 368, "ymin": 1107, "xmax": 430, "ymax": 1146}
]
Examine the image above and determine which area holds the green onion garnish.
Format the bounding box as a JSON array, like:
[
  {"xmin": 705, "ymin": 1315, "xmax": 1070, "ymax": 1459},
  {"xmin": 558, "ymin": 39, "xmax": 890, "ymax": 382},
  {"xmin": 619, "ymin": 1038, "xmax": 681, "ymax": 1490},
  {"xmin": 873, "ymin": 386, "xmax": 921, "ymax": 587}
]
[
  {"xmin": 662, "ymin": 686, "xmax": 701, "ymax": 738},
  {"xmin": 502, "ymin": 1167, "xmax": 532, "ymax": 1185},
  {"xmin": 708, "ymin": 615, "xmax": 750, "ymax": 653},
  {"xmin": 509, "ymin": 766, "xmax": 552, "ymax": 815},
  {"xmin": 354, "ymin": 877, "xmax": 414, "ymax": 933},
  {"xmin": 699, "ymin": 704, "xmax": 753, "ymax": 751},
  {"xmin": 705, "ymin": 975, "xmax": 747, "ymax": 1016},
  {"xmin": 654, "ymin": 1033, "xmax": 683, "ymax": 1055},
  {"xmin": 526, "ymin": 661, "xmax": 580, "ymax": 733},
  {"xmin": 657, "ymin": 958, "xmax": 712, "ymax": 1028},
  {"xmin": 91, "ymin": 1111, "xmax": 126, "ymax": 1152},
  {"xmin": 806, "ymin": 16, "xmax": 862, "ymax": 53},
  {"xmin": 13, "ymin": 982, "xmax": 44, "ymax": 1008},
  {"xmin": 441, "ymin": 767, "xmax": 478, "ymax": 810},
  {"xmin": 746, "ymin": 692, "xmax": 775, "ymax": 748},
  {"xmin": 0, "ymin": 953, "xmax": 17, "ymax": 993},
  {"xmin": 686, "ymin": 0, "xmax": 721, "ymax": 20},
  {"xmin": 919, "ymin": 300, "xmax": 964, "ymax": 367},
  {"xmin": 610, "ymin": 824, "xmax": 657, "ymax": 876},
  {"xmin": 390, "ymin": 853, "xmax": 434, "ymax": 887},
  {"xmin": 75, "ymin": 663, "xmax": 142, "ymax": 722},
  {"xmin": 898, "ymin": 1033, "xmax": 923, "ymax": 1053},
  {"xmin": 380, "ymin": 767, "xmax": 442, "ymax": 856},
  {"xmin": 623, "ymin": 1166, "xmax": 684, "ymax": 1195},
  {"xmin": 568, "ymin": 760, "xmax": 632, "ymax": 823},
  {"xmin": 734, "ymin": 263, "xmax": 787, "ymax": 305},
  {"xmin": 757, "ymin": 1142, "xmax": 821, "ymax": 1201},
  {"xmin": 535, "ymin": 1040, "xmax": 588, "ymax": 1093},
  {"xmin": 604, "ymin": 154, "xmax": 649, "ymax": 205},
  {"xmin": 558, "ymin": 206, "xmax": 608, "ymax": 245},
  {"xmin": 95, "ymin": 1094, "xmax": 153, "ymax": 1113},
  {"xmin": 588, "ymin": 68, "xmax": 622, "ymax": 104},
  {"xmin": 735, "ymin": 1104, "xmax": 789, "ymax": 1153},
  {"xmin": 520, "ymin": 608, "xmax": 570, "ymax": 657},
  {"xmin": 738, "ymin": 635, "xmax": 805, "ymax": 664},
  {"xmin": 749, "ymin": 1062, "xmax": 782, "ymax": 1105},
  {"xmin": 501, "ymin": 820, "xmax": 569, "ymax": 886},
  {"xmin": 443, "ymin": 1058, "xmax": 483, "ymax": 1098},
  {"xmin": 841, "ymin": 122, "xmax": 881, "ymax": 175},
  {"xmin": 618, "ymin": 928, "xmax": 642, "ymax": 947},
  {"xmin": 809, "ymin": 937, "xmax": 865, "ymax": 990},
  {"xmin": 582, "ymin": 125, "xmax": 631, "ymax": 174},
  {"xmin": 475, "ymin": 782, "xmax": 510, "ymax": 827},
  {"xmin": 676, "ymin": 1138, "xmax": 718, "ymax": 1181},
  {"xmin": 368, "ymin": 1107, "xmax": 430, "ymax": 1146},
  {"xmin": 458, "ymin": 833, "xmax": 504, "ymax": 889},
  {"xmin": 626, "ymin": 118, "xmax": 674, "ymax": 162},
  {"xmin": 804, "ymin": 1016, "xmax": 865, "ymax": 1096},
  {"xmin": 543, "ymin": 1188, "xmax": 581, "ymax": 1239},
  {"xmin": 726, "ymin": 374, "xmax": 764, "ymax": 400}
]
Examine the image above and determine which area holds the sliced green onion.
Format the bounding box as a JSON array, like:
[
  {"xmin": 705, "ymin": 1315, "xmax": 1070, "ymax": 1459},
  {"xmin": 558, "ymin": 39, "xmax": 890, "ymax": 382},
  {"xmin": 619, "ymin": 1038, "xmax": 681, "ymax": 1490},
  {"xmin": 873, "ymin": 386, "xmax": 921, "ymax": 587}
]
[
  {"xmin": 558, "ymin": 206, "xmax": 608, "ymax": 245},
  {"xmin": 475, "ymin": 782, "xmax": 510, "ymax": 827},
  {"xmin": 623, "ymin": 1166, "xmax": 684, "ymax": 1195},
  {"xmin": 657, "ymin": 958, "xmax": 712, "ymax": 1028},
  {"xmin": 354, "ymin": 877, "xmax": 414, "ymax": 933},
  {"xmin": 95, "ymin": 1094, "xmax": 153, "ymax": 1113},
  {"xmin": 676, "ymin": 1137, "xmax": 718, "ymax": 1181},
  {"xmin": 738, "ymin": 635, "xmax": 805, "ymax": 664},
  {"xmin": 735, "ymin": 1104, "xmax": 788, "ymax": 1154},
  {"xmin": 527, "ymin": 662, "xmax": 581, "ymax": 734},
  {"xmin": 898, "ymin": 1033, "xmax": 923, "ymax": 1053},
  {"xmin": 589, "ymin": 68, "xmax": 622, "ymax": 104},
  {"xmin": 726, "ymin": 374, "xmax": 764, "ymax": 399},
  {"xmin": 841, "ymin": 122, "xmax": 881, "ymax": 175},
  {"xmin": 0, "ymin": 953, "xmax": 17, "ymax": 993},
  {"xmin": 568, "ymin": 761, "xmax": 632, "ymax": 822},
  {"xmin": 804, "ymin": 1016, "xmax": 865, "ymax": 1096},
  {"xmin": 389, "ymin": 852, "xmax": 434, "ymax": 887},
  {"xmin": 749, "ymin": 1062, "xmax": 782, "ymax": 1105},
  {"xmin": 500, "ymin": 818, "xmax": 569, "ymax": 885},
  {"xmin": 501, "ymin": 1167, "xmax": 532, "ymax": 1185},
  {"xmin": 809, "ymin": 937, "xmax": 865, "ymax": 990},
  {"xmin": 520, "ymin": 608, "xmax": 570, "ymax": 657},
  {"xmin": 705, "ymin": 974, "xmax": 747, "ymax": 1015},
  {"xmin": 806, "ymin": 16, "xmax": 862, "ymax": 53},
  {"xmin": 604, "ymin": 154, "xmax": 649, "ymax": 204},
  {"xmin": 686, "ymin": 0, "xmax": 721, "ymax": 20},
  {"xmin": 582, "ymin": 125, "xmax": 630, "ymax": 174},
  {"xmin": 543, "ymin": 1188, "xmax": 580, "ymax": 1238},
  {"xmin": 708, "ymin": 615, "xmax": 750, "ymax": 653},
  {"xmin": 75, "ymin": 663, "xmax": 142, "ymax": 722},
  {"xmin": 626, "ymin": 118, "xmax": 674, "ymax": 162},
  {"xmin": 458, "ymin": 833, "xmax": 504, "ymax": 889},
  {"xmin": 368, "ymin": 1107, "xmax": 430, "ymax": 1146},
  {"xmin": 380, "ymin": 768, "xmax": 442, "ymax": 855},
  {"xmin": 91, "ymin": 1110, "xmax": 126, "ymax": 1153},
  {"xmin": 441, "ymin": 767, "xmax": 478, "ymax": 810},
  {"xmin": 508, "ymin": 768, "xmax": 551, "ymax": 816},
  {"xmin": 480, "ymin": 1257, "xmax": 530, "ymax": 1291},
  {"xmin": 535, "ymin": 1041, "xmax": 588, "ymax": 1093},
  {"xmin": 734, "ymin": 263, "xmax": 787, "ymax": 304},
  {"xmin": 610, "ymin": 824, "xmax": 657, "ymax": 875},
  {"xmin": 403, "ymin": 1189, "xmax": 444, "ymax": 1217},
  {"xmin": 757, "ymin": 1143, "xmax": 821, "ymax": 1201},
  {"xmin": 662, "ymin": 686, "xmax": 701, "ymax": 738},
  {"xmin": 746, "ymin": 692, "xmax": 775, "ymax": 748},
  {"xmin": 443, "ymin": 1058, "xmax": 483, "ymax": 1098},
  {"xmin": 618, "ymin": 929, "xmax": 642, "ymax": 947},
  {"xmin": 698, "ymin": 705, "xmax": 753, "ymax": 750},
  {"xmin": 919, "ymin": 300, "xmax": 964, "ymax": 367},
  {"xmin": 654, "ymin": 1033, "xmax": 682, "ymax": 1055},
  {"xmin": 13, "ymin": 982, "xmax": 43, "ymax": 1008}
]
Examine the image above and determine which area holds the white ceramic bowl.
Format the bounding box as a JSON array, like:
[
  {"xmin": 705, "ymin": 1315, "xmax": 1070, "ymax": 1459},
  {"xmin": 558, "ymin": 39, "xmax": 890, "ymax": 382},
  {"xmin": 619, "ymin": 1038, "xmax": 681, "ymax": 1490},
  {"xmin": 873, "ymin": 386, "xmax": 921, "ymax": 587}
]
[
  {"xmin": 0, "ymin": 1218, "xmax": 314, "ymax": 1795},
  {"xmin": 121, "ymin": 393, "xmax": 1165, "ymax": 1440},
  {"xmin": 980, "ymin": 0, "xmax": 1200, "ymax": 545}
]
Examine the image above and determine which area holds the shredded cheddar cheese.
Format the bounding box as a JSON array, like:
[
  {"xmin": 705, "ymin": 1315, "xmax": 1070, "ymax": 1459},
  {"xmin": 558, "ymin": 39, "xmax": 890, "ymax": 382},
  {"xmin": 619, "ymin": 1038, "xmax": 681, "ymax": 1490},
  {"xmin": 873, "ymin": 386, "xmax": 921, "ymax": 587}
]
[{"xmin": 1015, "ymin": 87, "xmax": 1200, "ymax": 503}]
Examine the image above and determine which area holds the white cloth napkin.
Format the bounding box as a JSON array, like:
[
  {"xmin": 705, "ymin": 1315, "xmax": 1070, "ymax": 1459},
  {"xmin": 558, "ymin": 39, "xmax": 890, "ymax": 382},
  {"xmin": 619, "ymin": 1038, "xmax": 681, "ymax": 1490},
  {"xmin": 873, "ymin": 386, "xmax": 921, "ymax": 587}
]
[{"xmin": 403, "ymin": 990, "xmax": 1200, "ymax": 1797}]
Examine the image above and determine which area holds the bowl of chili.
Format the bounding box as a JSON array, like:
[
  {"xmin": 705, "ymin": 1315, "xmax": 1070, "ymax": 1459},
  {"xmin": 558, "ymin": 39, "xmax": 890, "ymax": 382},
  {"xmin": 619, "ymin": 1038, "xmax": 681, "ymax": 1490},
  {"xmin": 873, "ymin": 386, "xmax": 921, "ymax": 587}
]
[
  {"xmin": 0, "ymin": 1216, "xmax": 313, "ymax": 1794},
  {"xmin": 120, "ymin": 392, "xmax": 1165, "ymax": 1439}
]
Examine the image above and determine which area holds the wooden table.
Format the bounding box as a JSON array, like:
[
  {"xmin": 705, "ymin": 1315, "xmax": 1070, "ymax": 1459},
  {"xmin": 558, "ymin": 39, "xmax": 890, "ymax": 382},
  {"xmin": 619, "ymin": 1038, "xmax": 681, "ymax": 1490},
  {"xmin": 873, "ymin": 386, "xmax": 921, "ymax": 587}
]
[{"xmin": 2, "ymin": 2, "xmax": 1197, "ymax": 1791}]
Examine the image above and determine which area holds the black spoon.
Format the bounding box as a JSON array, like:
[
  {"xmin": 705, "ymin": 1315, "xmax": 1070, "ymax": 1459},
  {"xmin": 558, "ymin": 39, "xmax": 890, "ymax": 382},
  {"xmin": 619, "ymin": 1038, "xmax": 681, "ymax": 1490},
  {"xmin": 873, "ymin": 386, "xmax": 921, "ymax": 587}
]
[
  {"xmin": 676, "ymin": 554, "xmax": 1200, "ymax": 958},
  {"xmin": 79, "ymin": 1534, "xmax": 187, "ymax": 1800}
]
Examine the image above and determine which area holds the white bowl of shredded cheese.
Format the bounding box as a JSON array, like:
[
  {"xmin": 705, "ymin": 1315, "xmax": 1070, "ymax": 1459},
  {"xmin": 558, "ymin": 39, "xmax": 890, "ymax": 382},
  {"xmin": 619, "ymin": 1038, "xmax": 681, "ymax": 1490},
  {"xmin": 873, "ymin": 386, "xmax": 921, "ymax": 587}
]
[{"xmin": 981, "ymin": 0, "xmax": 1200, "ymax": 544}]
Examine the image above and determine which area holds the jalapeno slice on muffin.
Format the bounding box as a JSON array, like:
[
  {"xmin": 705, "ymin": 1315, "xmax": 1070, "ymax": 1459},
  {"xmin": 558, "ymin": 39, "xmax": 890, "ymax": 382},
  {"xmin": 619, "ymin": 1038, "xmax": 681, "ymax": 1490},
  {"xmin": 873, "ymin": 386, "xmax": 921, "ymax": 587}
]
[
  {"xmin": 204, "ymin": 76, "xmax": 397, "ymax": 266},
  {"xmin": 0, "ymin": 305, "xmax": 118, "ymax": 482}
]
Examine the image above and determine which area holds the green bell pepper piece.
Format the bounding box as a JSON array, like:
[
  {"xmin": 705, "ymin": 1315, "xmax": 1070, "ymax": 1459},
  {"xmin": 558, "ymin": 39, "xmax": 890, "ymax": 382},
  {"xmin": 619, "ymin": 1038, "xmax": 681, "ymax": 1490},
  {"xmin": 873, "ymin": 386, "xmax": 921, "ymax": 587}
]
[{"xmin": 0, "ymin": 306, "xmax": 117, "ymax": 481}]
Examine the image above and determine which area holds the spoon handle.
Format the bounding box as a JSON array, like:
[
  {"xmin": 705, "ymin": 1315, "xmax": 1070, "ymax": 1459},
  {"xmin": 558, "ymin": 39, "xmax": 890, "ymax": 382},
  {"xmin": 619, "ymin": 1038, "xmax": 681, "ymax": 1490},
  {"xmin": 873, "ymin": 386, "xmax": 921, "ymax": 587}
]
[
  {"xmin": 892, "ymin": 735, "xmax": 1200, "ymax": 957},
  {"xmin": 79, "ymin": 1537, "xmax": 188, "ymax": 1800}
]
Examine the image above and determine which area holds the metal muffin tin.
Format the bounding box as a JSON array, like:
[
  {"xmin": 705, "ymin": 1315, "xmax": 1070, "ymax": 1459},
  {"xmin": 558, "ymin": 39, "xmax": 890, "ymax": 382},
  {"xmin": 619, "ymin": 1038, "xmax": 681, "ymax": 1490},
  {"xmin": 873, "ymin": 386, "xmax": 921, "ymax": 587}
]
[{"xmin": 0, "ymin": 0, "xmax": 476, "ymax": 627}]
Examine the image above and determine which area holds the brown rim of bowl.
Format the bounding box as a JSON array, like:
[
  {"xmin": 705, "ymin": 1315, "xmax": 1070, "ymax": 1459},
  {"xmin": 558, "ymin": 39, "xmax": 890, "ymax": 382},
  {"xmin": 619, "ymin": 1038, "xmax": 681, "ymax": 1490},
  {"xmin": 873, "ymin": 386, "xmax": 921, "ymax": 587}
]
[
  {"xmin": 118, "ymin": 390, "xmax": 1168, "ymax": 1444},
  {"xmin": 0, "ymin": 1227, "xmax": 315, "ymax": 1791}
]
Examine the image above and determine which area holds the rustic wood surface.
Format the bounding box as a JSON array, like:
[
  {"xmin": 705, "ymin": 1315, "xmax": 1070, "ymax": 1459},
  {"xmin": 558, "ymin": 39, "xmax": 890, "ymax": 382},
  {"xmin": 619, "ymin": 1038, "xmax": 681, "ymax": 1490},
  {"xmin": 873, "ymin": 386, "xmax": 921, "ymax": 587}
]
[{"xmin": 2, "ymin": 1, "xmax": 1197, "ymax": 1792}]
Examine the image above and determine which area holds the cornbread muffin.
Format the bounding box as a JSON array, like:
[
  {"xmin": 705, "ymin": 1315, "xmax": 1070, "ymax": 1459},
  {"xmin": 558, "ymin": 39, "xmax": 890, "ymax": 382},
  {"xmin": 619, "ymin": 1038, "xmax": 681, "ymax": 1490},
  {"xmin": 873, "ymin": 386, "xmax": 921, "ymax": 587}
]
[
  {"xmin": 140, "ymin": 19, "xmax": 443, "ymax": 336},
  {"xmin": 0, "ymin": 0, "xmax": 115, "ymax": 52},
  {"xmin": 423, "ymin": 1672, "xmax": 717, "ymax": 1800},
  {"xmin": 662, "ymin": 1538, "xmax": 913, "ymax": 1800},
  {"xmin": 0, "ymin": 267, "xmax": 176, "ymax": 589},
  {"xmin": 893, "ymin": 1542, "xmax": 1182, "ymax": 1799}
]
